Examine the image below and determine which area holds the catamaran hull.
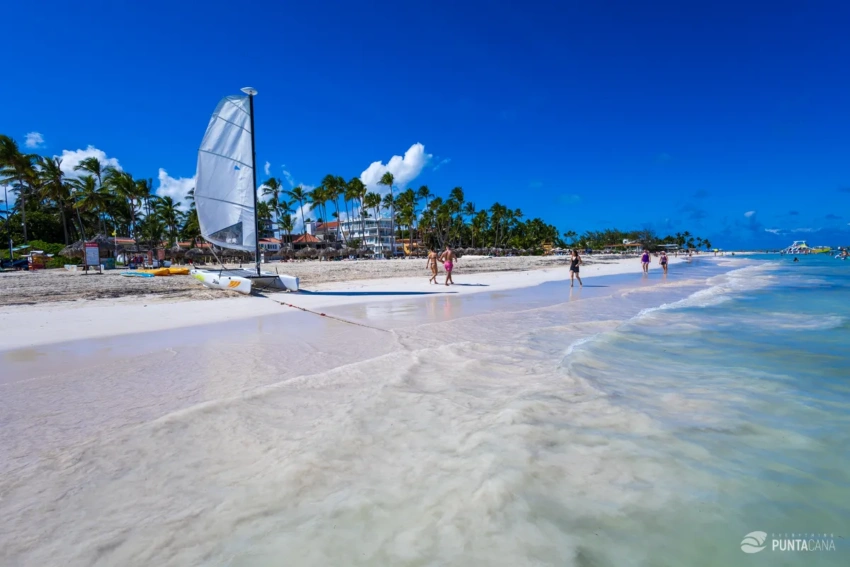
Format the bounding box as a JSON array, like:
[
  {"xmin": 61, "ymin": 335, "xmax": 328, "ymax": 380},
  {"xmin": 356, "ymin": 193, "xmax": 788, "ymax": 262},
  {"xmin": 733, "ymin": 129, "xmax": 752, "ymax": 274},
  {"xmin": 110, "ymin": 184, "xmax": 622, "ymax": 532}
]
[
  {"xmin": 215, "ymin": 269, "xmax": 298, "ymax": 291},
  {"xmin": 191, "ymin": 270, "xmax": 252, "ymax": 294},
  {"xmin": 190, "ymin": 269, "xmax": 299, "ymax": 293}
]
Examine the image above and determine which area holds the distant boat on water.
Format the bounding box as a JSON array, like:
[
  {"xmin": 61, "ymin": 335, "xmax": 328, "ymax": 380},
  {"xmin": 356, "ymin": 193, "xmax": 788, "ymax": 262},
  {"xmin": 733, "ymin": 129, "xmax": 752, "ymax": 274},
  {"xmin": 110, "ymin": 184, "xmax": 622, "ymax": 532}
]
[{"xmin": 782, "ymin": 240, "xmax": 832, "ymax": 254}]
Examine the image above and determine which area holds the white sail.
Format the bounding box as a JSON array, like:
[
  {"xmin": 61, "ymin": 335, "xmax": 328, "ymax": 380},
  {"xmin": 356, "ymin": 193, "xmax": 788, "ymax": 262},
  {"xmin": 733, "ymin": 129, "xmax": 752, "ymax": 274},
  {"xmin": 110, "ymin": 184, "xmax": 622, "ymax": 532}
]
[{"xmin": 195, "ymin": 95, "xmax": 256, "ymax": 251}]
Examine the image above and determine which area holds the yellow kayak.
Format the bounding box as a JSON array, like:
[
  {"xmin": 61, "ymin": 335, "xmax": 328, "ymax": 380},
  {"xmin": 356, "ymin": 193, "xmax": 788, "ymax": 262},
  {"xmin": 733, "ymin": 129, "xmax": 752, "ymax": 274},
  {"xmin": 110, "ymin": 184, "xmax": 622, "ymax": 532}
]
[
  {"xmin": 167, "ymin": 267, "xmax": 190, "ymax": 275},
  {"xmin": 139, "ymin": 268, "xmax": 171, "ymax": 276}
]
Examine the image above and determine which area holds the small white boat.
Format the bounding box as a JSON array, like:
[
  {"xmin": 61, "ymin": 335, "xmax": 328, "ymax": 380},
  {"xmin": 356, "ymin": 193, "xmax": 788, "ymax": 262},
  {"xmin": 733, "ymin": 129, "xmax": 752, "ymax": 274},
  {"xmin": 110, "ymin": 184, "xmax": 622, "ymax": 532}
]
[{"xmin": 191, "ymin": 269, "xmax": 252, "ymax": 294}]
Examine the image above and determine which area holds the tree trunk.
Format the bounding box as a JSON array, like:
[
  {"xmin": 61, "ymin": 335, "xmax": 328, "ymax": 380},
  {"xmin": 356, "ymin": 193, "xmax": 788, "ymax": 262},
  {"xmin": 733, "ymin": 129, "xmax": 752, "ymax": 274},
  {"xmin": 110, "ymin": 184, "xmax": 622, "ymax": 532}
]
[
  {"xmin": 390, "ymin": 189, "xmax": 395, "ymax": 258},
  {"xmin": 335, "ymin": 198, "xmax": 347, "ymax": 245},
  {"xmin": 343, "ymin": 198, "xmax": 351, "ymax": 244},
  {"xmin": 374, "ymin": 208, "xmax": 381, "ymax": 257},
  {"xmin": 18, "ymin": 178, "xmax": 28, "ymax": 242},
  {"xmin": 360, "ymin": 198, "xmax": 366, "ymax": 249},
  {"xmin": 60, "ymin": 202, "xmax": 69, "ymax": 244},
  {"xmin": 75, "ymin": 207, "xmax": 86, "ymax": 241}
]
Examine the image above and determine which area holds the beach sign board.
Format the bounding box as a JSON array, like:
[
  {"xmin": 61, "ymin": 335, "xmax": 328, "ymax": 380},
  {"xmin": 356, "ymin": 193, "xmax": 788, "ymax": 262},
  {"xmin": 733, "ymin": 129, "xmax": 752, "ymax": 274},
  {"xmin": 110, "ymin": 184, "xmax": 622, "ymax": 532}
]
[{"xmin": 84, "ymin": 242, "xmax": 99, "ymax": 268}]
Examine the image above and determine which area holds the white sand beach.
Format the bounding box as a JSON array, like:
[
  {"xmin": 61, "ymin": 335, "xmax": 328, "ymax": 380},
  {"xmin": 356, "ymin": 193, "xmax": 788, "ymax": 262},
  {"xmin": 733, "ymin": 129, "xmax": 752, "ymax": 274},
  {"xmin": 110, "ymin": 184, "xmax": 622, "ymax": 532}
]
[{"xmin": 0, "ymin": 255, "xmax": 685, "ymax": 350}]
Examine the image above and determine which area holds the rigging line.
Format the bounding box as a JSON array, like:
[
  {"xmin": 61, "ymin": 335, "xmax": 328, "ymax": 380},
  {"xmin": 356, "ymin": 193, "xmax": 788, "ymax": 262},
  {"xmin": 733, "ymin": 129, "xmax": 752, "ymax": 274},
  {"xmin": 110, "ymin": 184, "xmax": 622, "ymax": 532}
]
[
  {"xmin": 212, "ymin": 112, "xmax": 251, "ymax": 134},
  {"xmin": 264, "ymin": 296, "xmax": 391, "ymax": 333},
  {"xmin": 197, "ymin": 149, "xmax": 253, "ymax": 170}
]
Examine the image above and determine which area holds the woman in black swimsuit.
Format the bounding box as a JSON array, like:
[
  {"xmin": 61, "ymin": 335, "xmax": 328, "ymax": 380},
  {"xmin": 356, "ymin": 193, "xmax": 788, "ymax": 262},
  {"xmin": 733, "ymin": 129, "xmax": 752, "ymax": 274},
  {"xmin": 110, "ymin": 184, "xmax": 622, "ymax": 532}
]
[{"xmin": 569, "ymin": 250, "xmax": 583, "ymax": 287}]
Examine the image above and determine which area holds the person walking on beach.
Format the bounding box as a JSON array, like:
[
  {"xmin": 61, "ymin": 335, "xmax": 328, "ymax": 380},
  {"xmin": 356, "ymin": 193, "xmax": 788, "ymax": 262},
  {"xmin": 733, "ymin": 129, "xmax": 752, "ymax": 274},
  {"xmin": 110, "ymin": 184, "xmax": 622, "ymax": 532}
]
[
  {"xmin": 439, "ymin": 245, "xmax": 456, "ymax": 286},
  {"xmin": 659, "ymin": 250, "xmax": 668, "ymax": 274},
  {"xmin": 569, "ymin": 250, "xmax": 583, "ymax": 287},
  {"xmin": 641, "ymin": 249, "xmax": 650, "ymax": 273},
  {"xmin": 426, "ymin": 248, "xmax": 439, "ymax": 284}
]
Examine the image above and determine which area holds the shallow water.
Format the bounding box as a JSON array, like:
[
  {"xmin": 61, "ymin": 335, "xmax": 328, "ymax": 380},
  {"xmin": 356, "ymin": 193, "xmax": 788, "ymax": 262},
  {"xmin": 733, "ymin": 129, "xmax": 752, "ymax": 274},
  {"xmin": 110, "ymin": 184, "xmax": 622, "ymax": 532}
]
[{"xmin": 1, "ymin": 256, "xmax": 847, "ymax": 566}]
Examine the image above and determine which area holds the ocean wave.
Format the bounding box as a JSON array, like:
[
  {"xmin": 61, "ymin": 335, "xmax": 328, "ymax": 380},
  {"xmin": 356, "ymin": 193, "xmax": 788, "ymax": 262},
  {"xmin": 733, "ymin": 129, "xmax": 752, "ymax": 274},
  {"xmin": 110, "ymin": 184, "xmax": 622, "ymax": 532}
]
[{"xmin": 557, "ymin": 263, "xmax": 782, "ymax": 369}]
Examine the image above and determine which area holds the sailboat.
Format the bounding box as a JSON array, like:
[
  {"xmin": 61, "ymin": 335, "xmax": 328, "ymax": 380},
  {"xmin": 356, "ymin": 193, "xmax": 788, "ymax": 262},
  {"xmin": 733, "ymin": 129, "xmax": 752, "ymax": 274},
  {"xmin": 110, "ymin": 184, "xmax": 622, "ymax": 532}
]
[{"xmin": 190, "ymin": 87, "xmax": 299, "ymax": 294}]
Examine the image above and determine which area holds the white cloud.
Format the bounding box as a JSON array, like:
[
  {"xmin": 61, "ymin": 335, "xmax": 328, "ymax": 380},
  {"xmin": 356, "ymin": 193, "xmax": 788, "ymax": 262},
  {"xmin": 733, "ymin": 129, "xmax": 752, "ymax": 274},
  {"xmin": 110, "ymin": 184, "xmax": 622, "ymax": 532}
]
[
  {"xmin": 432, "ymin": 157, "xmax": 451, "ymax": 171},
  {"xmin": 25, "ymin": 132, "xmax": 45, "ymax": 149},
  {"xmin": 744, "ymin": 210, "xmax": 756, "ymax": 218},
  {"xmin": 281, "ymin": 167, "xmax": 296, "ymax": 188},
  {"xmin": 264, "ymin": 161, "xmax": 271, "ymax": 176},
  {"xmin": 764, "ymin": 228, "xmax": 783, "ymax": 235},
  {"xmin": 360, "ymin": 143, "xmax": 432, "ymax": 194},
  {"xmin": 155, "ymin": 168, "xmax": 194, "ymax": 209},
  {"xmin": 57, "ymin": 146, "xmax": 122, "ymax": 179},
  {"xmin": 789, "ymin": 227, "xmax": 819, "ymax": 233}
]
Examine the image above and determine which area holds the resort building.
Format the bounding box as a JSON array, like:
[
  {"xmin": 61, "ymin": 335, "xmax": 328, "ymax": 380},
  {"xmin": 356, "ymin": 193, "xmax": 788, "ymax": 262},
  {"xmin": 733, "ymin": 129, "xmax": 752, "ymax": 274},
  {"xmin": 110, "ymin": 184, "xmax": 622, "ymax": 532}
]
[
  {"xmin": 258, "ymin": 238, "xmax": 282, "ymax": 253},
  {"xmin": 337, "ymin": 218, "xmax": 402, "ymax": 257},
  {"xmin": 304, "ymin": 219, "xmax": 403, "ymax": 256}
]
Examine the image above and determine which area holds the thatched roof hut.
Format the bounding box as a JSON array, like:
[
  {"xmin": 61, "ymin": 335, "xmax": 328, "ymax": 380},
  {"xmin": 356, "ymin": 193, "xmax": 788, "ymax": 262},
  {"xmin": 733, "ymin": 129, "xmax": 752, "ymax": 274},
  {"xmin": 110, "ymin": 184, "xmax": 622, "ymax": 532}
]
[
  {"xmin": 59, "ymin": 233, "xmax": 121, "ymax": 258},
  {"xmin": 185, "ymin": 248, "xmax": 206, "ymax": 260}
]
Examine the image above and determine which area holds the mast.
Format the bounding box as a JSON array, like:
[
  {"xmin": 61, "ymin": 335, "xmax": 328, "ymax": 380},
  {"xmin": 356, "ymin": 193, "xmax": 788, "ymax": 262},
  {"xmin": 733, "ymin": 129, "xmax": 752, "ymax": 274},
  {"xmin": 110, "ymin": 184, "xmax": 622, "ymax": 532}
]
[{"xmin": 241, "ymin": 87, "xmax": 261, "ymax": 276}]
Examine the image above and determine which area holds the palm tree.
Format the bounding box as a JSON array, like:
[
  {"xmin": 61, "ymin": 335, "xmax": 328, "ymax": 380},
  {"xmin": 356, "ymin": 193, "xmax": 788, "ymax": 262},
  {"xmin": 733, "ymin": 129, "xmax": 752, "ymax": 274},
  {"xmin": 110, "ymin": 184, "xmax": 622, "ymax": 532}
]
[
  {"xmin": 70, "ymin": 175, "xmax": 110, "ymax": 234},
  {"xmin": 382, "ymin": 192, "xmax": 395, "ymax": 248},
  {"xmin": 335, "ymin": 175, "xmax": 348, "ymax": 244},
  {"xmin": 276, "ymin": 199, "xmax": 295, "ymax": 248},
  {"xmin": 0, "ymin": 135, "xmax": 37, "ymax": 241},
  {"xmin": 104, "ymin": 169, "xmax": 142, "ymax": 237},
  {"xmin": 416, "ymin": 185, "xmax": 433, "ymax": 243},
  {"xmin": 261, "ymin": 177, "xmax": 282, "ymax": 237},
  {"xmin": 364, "ymin": 191, "xmax": 382, "ymax": 257},
  {"xmin": 472, "ymin": 210, "xmax": 488, "ymax": 249},
  {"xmin": 153, "ymin": 196, "xmax": 184, "ymax": 245},
  {"xmin": 462, "ymin": 201, "xmax": 476, "ymax": 248},
  {"xmin": 322, "ymin": 174, "xmax": 346, "ymax": 245},
  {"xmin": 278, "ymin": 214, "xmax": 295, "ymax": 250},
  {"xmin": 378, "ymin": 172, "xmax": 395, "ymax": 256},
  {"xmin": 37, "ymin": 156, "xmax": 73, "ymax": 243},
  {"xmin": 347, "ymin": 178, "xmax": 367, "ymax": 247},
  {"xmin": 308, "ymin": 186, "xmax": 330, "ymax": 243},
  {"xmin": 286, "ymin": 185, "xmax": 309, "ymax": 237},
  {"xmin": 75, "ymin": 157, "xmax": 105, "ymax": 189}
]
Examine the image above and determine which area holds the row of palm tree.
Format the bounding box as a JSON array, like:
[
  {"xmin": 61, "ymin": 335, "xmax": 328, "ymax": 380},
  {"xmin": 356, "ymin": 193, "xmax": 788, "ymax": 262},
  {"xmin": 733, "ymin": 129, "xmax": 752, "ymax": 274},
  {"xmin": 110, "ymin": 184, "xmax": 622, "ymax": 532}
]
[
  {"xmin": 3, "ymin": 132, "xmax": 710, "ymax": 255},
  {"xmin": 572, "ymin": 228, "xmax": 713, "ymax": 251},
  {"xmin": 1, "ymin": 134, "xmax": 186, "ymax": 246},
  {"xmin": 255, "ymin": 174, "xmax": 564, "ymax": 253}
]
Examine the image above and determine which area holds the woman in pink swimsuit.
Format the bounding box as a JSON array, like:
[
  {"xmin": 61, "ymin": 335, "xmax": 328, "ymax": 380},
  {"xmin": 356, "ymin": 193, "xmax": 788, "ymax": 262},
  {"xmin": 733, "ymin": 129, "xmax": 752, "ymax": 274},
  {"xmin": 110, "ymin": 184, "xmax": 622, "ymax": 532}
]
[{"xmin": 439, "ymin": 245, "xmax": 456, "ymax": 286}]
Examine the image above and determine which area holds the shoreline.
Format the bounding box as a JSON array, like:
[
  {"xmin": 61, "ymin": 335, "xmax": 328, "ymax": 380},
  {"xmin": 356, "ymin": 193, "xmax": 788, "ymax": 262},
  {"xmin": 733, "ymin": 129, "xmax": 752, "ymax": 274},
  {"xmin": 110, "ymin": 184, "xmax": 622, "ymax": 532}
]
[{"xmin": 0, "ymin": 256, "xmax": 689, "ymax": 351}]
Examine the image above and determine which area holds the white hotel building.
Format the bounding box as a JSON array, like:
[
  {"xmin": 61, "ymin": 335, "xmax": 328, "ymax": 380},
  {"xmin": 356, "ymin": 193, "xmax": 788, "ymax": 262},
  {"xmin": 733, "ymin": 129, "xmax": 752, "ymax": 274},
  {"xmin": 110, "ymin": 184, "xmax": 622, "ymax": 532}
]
[{"xmin": 306, "ymin": 218, "xmax": 402, "ymax": 257}]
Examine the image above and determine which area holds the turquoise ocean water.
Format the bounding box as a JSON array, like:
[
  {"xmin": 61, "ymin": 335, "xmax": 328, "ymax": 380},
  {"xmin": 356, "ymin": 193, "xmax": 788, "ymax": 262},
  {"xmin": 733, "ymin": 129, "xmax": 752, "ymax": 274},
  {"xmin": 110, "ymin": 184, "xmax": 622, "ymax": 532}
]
[{"xmin": 554, "ymin": 254, "xmax": 850, "ymax": 564}]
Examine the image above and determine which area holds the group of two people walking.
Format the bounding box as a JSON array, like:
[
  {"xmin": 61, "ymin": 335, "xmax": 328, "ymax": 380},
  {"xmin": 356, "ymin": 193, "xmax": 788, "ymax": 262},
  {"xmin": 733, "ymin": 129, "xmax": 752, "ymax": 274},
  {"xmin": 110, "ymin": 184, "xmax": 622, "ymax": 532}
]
[{"xmin": 427, "ymin": 246, "xmax": 456, "ymax": 286}]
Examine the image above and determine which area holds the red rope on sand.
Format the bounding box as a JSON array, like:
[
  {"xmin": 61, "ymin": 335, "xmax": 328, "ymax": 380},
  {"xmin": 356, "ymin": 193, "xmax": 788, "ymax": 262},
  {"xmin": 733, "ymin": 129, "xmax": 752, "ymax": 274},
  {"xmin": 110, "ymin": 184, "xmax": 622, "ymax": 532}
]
[{"xmin": 273, "ymin": 300, "xmax": 390, "ymax": 332}]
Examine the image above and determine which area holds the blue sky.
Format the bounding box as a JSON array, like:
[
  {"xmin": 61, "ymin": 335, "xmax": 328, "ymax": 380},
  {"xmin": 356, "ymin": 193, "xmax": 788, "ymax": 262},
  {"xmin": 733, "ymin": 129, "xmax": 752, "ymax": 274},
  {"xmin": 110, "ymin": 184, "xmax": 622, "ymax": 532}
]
[{"xmin": 3, "ymin": 0, "xmax": 849, "ymax": 248}]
